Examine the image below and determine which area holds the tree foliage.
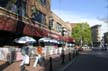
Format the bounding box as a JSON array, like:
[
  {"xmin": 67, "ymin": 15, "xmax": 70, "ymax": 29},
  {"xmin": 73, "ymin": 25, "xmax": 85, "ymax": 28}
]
[{"xmin": 72, "ymin": 22, "xmax": 92, "ymax": 45}]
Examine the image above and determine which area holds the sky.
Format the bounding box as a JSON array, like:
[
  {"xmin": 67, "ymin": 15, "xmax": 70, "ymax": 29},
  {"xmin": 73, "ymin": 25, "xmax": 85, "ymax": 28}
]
[{"xmin": 51, "ymin": 0, "xmax": 108, "ymax": 36}]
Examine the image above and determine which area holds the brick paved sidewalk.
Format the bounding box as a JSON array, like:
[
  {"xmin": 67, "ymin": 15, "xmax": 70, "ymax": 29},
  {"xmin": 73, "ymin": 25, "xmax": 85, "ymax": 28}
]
[
  {"xmin": 45, "ymin": 52, "xmax": 77, "ymax": 71},
  {"xmin": 0, "ymin": 50, "xmax": 77, "ymax": 71},
  {"xmin": 53, "ymin": 53, "xmax": 77, "ymax": 71},
  {"xmin": 0, "ymin": 59, "xmax": 45, "ymax": 71}
]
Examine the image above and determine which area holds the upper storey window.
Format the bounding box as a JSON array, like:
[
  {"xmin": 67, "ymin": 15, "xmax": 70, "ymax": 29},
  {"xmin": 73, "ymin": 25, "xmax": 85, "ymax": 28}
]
[
  {"xmin": 0, "ymin": 0, "xmax": 26, "ymax": 17},
  {"xmin": 31, "ymin": 6, "xmax": 46, "ymax": 25},
  {"xmin": 56, "ymin": 22, "xmax": 62, "ymax": 33},
  {"xmin": 38, "ymin": 0, "xmax": 46, "ymax": 6},
  {"xmin": 0, "ymin": 0, "xmax": 17, "ymax": 13}
]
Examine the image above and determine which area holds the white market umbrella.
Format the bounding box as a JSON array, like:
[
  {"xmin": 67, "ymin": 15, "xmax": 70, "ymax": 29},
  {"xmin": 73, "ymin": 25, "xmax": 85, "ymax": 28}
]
[
  {"xmin": 39, "ymin": 37, "xmax": 60, "ymax": 44},
  {"xmin": 39, "ymin": 37, "xmax": 51, "ymax": 43},
  {"xmin": 50, "ymin": 39, "xmax": 59, "ymax": 44},
  {"xmin": 14, "ymin": 36, "xmax": 36, "ymax": 44}
]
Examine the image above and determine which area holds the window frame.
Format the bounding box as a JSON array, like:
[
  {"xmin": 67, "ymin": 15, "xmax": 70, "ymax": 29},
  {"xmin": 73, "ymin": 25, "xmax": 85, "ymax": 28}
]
[
  {"xmin": 0, "ymin": 0, "xmax": 27, "ymax": 17},
  {"xmin": 31, "ymin": 7, "xmax": 46, "ymax": 25},
  {"xmin": 56, "ymin": 22, "xmax": 62, "ymax": 33},
  {"xmin": 38, "ymin": 0, "xmax": 47, "ymax": 6}
]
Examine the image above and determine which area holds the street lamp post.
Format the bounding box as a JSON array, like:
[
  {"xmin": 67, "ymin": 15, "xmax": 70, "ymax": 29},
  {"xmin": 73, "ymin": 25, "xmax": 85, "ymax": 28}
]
[
  {"xmin": 49, "ymin": 16, "xmax": 53, "ymax": 71},
  {"xmin": 61, "ymin": 27, "xmax": 65, "ymax": 64},
  {"xmin": 48, "ymin": 16, "xmax": 53, "ymax": 55},
  {"xmin": 48, "ymin": 16, "xmax": 53, "ymax": 56}
]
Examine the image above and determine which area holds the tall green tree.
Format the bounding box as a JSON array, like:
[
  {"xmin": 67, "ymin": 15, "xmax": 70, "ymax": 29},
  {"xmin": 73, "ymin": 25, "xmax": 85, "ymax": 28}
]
[{"xmin": 72, "ymin": 22, "xmax": 92, "ymax": 45}]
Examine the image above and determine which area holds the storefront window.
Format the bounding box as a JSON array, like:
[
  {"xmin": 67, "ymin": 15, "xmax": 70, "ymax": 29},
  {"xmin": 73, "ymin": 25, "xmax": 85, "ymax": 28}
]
[
  {"xmin": 31, "ymin": 7, "xmax": 46, "ymax": 24},
  {"xmin": 0, "ymin": 0, "xmax": 26, "ymax": 17}
]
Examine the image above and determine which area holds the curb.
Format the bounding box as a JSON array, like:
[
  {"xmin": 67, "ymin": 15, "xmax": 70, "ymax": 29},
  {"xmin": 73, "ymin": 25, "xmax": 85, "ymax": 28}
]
[{"xmin": 58, "ymin": 55, "xmax": 79, "ymax": 71}]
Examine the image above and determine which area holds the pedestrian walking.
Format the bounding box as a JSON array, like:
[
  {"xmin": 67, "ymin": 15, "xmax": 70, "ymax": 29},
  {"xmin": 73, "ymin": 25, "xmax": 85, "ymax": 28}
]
[
  {"xmin": 33, "ymin": 45, "xmax": 44, "ymax": 67},
  {"xmin": 20, "ymin": 43, "xmax": 30, "ymax": 66}
]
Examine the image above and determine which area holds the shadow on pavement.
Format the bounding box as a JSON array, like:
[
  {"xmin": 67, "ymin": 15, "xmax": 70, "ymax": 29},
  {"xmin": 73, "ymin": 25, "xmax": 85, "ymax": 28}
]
[{"xmin": 0, "ymin": 61, "xmax": 11, "ymax": 70}]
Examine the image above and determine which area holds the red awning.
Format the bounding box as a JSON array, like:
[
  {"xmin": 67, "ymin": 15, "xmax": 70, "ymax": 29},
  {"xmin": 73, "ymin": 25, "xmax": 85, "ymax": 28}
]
[
  {"xmin": 41, "ymin": 28, "xmax": 63, "ymax": 40},
  {"xmin": 63, "ymin": 36, "xmax": 69, "ymax": 42},
  {"xmin": 68, "ymin": 37, "xmax": 75, "ymax": 43},
  {"xmin": 50, "ymin": 32, "xmax": 63, "ymax": 40},
  {"xmin": 23, "ymin": 24, "xmax": 42, "ymax": 37},
  {"xmin": 63, "ymin": 36, "xmax": 75, "ymax": 43},
  {"xmin": 23, "ymin": 24, "xmax": 50, "ymax": 38},
  {"xmin": 0, "ymin": 15, "xmax": 17, "ymax": 32},
  {"xmin": 42, "ymin": 28, "xmax": 49, "ymax": 37}
]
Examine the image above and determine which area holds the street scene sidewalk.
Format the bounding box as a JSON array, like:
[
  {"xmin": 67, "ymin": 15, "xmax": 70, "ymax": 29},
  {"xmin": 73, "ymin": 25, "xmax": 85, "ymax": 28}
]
[
  {"xmin": 0, "ymin": 0, "xmax": 108, "ymax": 71},
  {"xmin": 0, "ymin": 47, "xmax": 80, "ymax": 71}
]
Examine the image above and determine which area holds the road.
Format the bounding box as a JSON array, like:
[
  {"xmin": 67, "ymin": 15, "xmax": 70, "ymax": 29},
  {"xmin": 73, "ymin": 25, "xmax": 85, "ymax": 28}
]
[{"xmin": 64, "ymin": 50, "xmax": 108, "ymax": 71}]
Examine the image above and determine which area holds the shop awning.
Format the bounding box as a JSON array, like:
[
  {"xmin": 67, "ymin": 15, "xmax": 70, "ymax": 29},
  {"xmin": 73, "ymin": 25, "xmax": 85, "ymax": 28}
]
[
  {"xmin": 0, "ymin": 15, "xmax": 17, "ymax": 32},
  {"xmin": 23, "ymin": 24, "xmax": 51, "ymax": 38},
  {"xmin": 41, "ymin": 28, "xmax": 49, "ymax": 37},
  {"xmin": 68, "ymin": 36, "xmax": 75, "ymax": 43},
  {"xmin": 63, "ymin": 36, "xmax": 75, "ymax": 43},
  {"xmin": 23, "ymin": 24, "xmax": 42, "ymax": 37},
  {"xmin": 49, "ymin": 32, "xmax": 63, "ymax": 40},
  {"xmin": 63, "ymin": 36, "xmax": 69, "ymax": 42},
  {"xmin": 41, "ymin": 28, "xmax": 63, "ymax": 41}
]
